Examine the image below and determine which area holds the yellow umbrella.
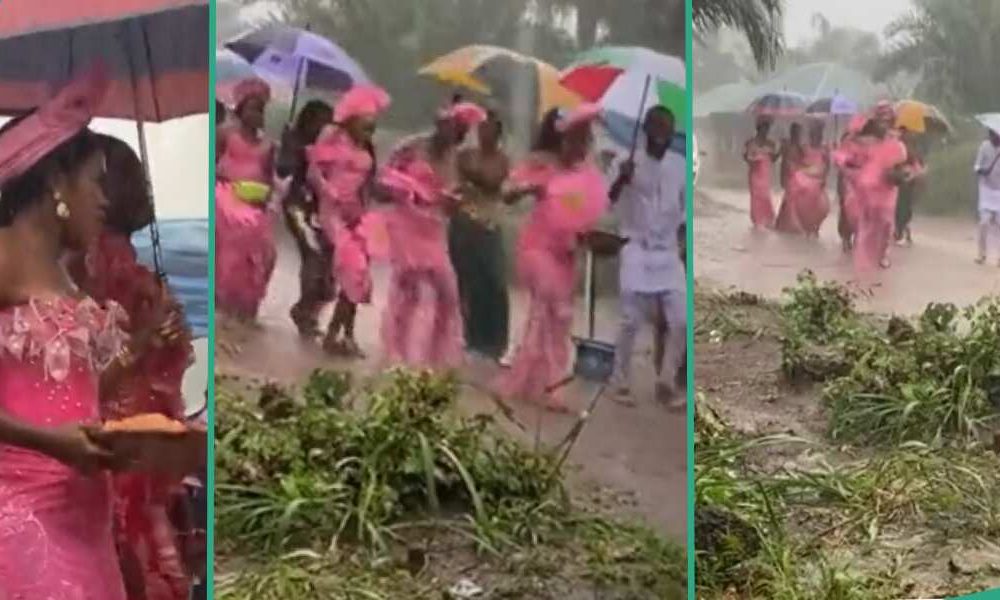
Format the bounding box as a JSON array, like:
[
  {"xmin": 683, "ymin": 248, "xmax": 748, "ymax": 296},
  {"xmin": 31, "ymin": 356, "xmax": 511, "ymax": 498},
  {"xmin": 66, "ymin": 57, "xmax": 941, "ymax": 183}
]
[
  {"xmin": 895, "ymin": 100, "xmax": 952, "ymax": 134},
  {"xmin": 420, "ymin": 45, "xmax": 581, "ymax": 118}
]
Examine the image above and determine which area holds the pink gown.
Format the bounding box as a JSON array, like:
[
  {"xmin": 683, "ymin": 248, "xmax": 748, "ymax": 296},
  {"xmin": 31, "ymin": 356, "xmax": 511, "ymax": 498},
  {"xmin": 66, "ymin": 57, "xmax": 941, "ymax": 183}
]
[
  {"xmin": 746, "ymin": 141, "xmax": 776, "ymax": 227},
  {"xmin": 0, "ymin": 297, "xmax": 129, "ymax": 599},
  {"xmin": 307, "ymin": 128, "xmax": 374, "ymax": 304},
  {"xmin": 497, "ymin": 160, "xmax": 609, "ymax": 407},
  {"xmin": 776, "ymin": 146, "xmax": 830, "ymax": 234},
  {"xmin": 215, "ymin": 129, "xmax": 277, "ymax": 319},
  {"xmin": 82, "ymin": 232, "xmax": 192, "ymax": 600},
  {"xmin": 841, "ymin": 136, "xmax": 907, "ymax": 272},
  {"xmin": 379, "ymin": 142, "xmax": 464, "ymax": 369}
]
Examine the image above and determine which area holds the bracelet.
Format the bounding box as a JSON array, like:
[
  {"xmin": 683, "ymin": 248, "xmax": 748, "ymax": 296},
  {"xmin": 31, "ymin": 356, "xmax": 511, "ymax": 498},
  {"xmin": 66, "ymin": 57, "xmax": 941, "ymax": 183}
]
[{"xmin": 114, "ymin": 344, "xmax": 136, "ymax": 369}]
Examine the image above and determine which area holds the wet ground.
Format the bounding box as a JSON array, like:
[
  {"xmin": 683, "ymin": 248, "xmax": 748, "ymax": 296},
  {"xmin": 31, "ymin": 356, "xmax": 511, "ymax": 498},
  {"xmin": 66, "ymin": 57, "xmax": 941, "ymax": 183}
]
[
  {"xmin": 216, "ymin": 223, "xmax": 687, "ymax": 543},
  {"xmin": 694, "ymin": 186, "xmax": 1000, "ymax": 314}
]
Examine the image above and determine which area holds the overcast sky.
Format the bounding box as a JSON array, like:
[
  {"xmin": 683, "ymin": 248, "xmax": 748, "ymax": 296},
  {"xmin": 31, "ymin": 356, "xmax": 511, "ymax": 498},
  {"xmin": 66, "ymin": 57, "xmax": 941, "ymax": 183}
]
[{"xmin": 783, "ymin": 0, "xmax": 914, "ymax": 46}]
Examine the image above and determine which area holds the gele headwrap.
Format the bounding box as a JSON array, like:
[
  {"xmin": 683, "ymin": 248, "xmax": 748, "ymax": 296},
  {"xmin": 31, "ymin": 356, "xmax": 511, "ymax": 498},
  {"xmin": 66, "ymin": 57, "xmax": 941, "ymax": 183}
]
[
  {"xmin": 0, "ymin": 64, "xmax": 109, "ymax": 194},
  {"xmin": 233, "ymin": 77, "xmax": 271, "ymax": 108},
  {"xmin": 334, "ymin": 84, "xmax": 391, "ymax": 123},
  {"xmin": 555, "ymin": 103, "xmax": 601, "ymax": 133},
  {"xmin": 438, "ymin": 101, "xmax": 487, "ymax": 128}
]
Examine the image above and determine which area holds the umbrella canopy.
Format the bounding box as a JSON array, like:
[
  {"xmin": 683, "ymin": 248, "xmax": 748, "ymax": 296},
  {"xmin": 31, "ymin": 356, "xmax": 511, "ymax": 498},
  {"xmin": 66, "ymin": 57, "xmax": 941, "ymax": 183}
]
[
  {"xmin": 419, "ymin": 45, "xmax": 580, "ymax": 119},
  {"xmin": 760, "ymin": 62, "xmax": 883, "ymax": 105},
  {"xmin": 0, "ymin": 0, "xmax": 208, "ymax": 121},
  {"xmin": 895, "ymin": 100, "xmax": 951, "ymax": 134},
  {"xmin": 215, "ymin": 48, "xmax": 255, "ymax": 106},
  {"xmin": 560, "ymin": 46, "xmax": 686, "ymax": 150},
  {"xmin": 747, "ymin": 91, "xmax": 808, "ymax": 117},
  {"xmin": 806, "ymin": 94, "xmax": 858, "ymax": 116},
  {"xmin": 226, "ymin": 24, "xmax": 368, "ymax": 94},
  {"xmin": 694, "ymin": 81, "xmax": 758, "ymax": 117},
  {"xmin": 975, "ymin": 114, "xmax": 1000, "ymax": 135}
]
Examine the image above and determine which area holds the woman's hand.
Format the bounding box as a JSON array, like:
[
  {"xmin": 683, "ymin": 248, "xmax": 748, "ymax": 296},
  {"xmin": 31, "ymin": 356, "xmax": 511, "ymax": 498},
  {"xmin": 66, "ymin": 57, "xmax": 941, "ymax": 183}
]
[{"xmin": 42, "ymin": 424, "xmax": 129, "ymax": 474}]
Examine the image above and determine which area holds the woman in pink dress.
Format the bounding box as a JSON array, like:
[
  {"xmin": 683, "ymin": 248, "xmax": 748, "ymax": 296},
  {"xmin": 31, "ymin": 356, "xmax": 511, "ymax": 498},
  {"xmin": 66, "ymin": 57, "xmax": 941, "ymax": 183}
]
[
  {"xmin": 68, "ymin": 135, "xmax": 194, "ymax": 600},
  {"xmin": 215, "ymin": 78, "xmax": 277, "ymax": 322},
  {"xmin": 743, "ymin": 117, "xmax": 779, "ymax": 228},
  {"xmin": 496, "ymin": 105, "xmax": 609, "ymax": 412},
  {"xmin": 307, "ymin": 85, "xmax": 390, "ymax": 357},
  {"xmin": 0, "ymin": 67, "xmax": 181, "ymax": 599},
  {"xmin": 783, "ymin": 120, "xmax": 831, "ymax": 237},
  {"xmin": 836, "ymin": 103, "xmax": 910, "ymax": 273},
  {"xmin": 378, "ymin": 102, "xmax": 485, "ymax": 369}
]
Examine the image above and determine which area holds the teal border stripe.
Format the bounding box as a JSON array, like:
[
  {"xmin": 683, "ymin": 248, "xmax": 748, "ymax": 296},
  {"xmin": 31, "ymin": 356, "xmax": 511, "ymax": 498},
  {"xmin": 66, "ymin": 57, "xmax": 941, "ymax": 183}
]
[
  {"xmin": 205, "ymin": 0, "xmax": 217, "ymax": 594},
  {"xmin": 684, "ymin": 0, "xmax": 695, "ymax": 598}
]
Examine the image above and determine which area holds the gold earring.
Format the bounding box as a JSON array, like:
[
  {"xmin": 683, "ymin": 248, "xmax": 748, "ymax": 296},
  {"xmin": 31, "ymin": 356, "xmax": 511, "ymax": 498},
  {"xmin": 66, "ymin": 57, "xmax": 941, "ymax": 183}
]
[{"xmin": 56, "ymin": 201, "xmax": 70, "ymax": 220}]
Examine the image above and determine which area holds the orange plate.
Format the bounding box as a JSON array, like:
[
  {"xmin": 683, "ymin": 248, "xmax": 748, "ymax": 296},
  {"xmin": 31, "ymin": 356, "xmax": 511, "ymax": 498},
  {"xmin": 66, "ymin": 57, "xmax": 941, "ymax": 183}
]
[{"xmin": 101, "ymin": 415, "xmax": 206, "ymax": 474}]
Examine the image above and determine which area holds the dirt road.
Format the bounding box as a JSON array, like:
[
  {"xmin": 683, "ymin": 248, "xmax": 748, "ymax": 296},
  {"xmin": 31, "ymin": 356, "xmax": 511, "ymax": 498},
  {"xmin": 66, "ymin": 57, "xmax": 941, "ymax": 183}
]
[
  {"xmin": 216, "ymin": 223, "xmax": 688, "ymax": 542},
  {"xmin": 694, "ymin": 186, "xmax": 1000, "ymax": 313}
]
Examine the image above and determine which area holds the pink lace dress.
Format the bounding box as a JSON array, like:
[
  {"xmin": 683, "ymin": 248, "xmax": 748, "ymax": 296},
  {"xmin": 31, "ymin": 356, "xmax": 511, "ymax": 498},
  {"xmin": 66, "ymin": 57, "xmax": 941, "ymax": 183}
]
[
  {"xmin": 215, "ymin": 129, "xmax": 277, "ymax": 319},
  {"xmin": 0, "ymin": 297, "xmax": 129, "ymax": 599},
  {"xmin": 745, "ymin": 140, "xmax": 776, "ymax": 228},
  {"xmin": 777, "ymin": 145, "xmax": 831, "ymax": 235},
  {"xmin": 497, "ymin": 159, "xmax": 609, "ymax": 408},
  {"xmin": 378, "ymin": 140, "xmax": 464, "ymax": 369},
  {"xmin": 307, "ymin": 128, "xmax": 375, "ymax": 304},
  {"xmin": 83, "ymin": 232, "xmax": 192, "ymax": 600}
]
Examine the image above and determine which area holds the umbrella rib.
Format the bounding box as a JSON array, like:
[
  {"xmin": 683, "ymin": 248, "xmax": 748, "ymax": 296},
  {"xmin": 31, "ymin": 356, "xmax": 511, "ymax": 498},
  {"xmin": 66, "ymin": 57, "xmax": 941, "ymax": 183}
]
[{"xmin": 140, "ymin": 18, "xmax": 163, "ymax": 122}]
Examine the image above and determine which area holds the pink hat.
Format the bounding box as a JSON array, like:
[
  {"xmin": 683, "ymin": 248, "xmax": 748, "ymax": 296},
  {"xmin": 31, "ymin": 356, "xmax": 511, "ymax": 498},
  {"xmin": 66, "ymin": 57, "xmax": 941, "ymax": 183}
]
[
  {"xmin": 556, "ymin": 103, "xmax": 602, "ymax": 132},
  {"xmin": 438, "ymin": 101, "xmax": 487, "ymax": 128},
  {"xmin": 233, "ymin": 77, "xmax": 270, "ymax": 107},
  {"xmin": 334, "ymin": 84, "xmax": 391, "ymax": 123},
  {"xmin": 0, "ymin": 64, "xmax": 109, "ymax": 190}
]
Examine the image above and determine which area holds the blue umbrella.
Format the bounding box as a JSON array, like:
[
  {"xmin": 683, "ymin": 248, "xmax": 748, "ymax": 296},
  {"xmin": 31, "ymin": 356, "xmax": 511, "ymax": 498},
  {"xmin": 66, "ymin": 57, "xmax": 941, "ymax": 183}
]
[{"xmin": 225, "ymin": 24, "xmax": 369, "ymax": 119}]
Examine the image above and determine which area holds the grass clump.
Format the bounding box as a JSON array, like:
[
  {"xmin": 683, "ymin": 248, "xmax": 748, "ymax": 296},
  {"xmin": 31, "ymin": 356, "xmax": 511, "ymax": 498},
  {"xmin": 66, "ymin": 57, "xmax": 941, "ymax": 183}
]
[{"xmin": 216, "ymin": 368, "xmax": 685, "ymax": 598}]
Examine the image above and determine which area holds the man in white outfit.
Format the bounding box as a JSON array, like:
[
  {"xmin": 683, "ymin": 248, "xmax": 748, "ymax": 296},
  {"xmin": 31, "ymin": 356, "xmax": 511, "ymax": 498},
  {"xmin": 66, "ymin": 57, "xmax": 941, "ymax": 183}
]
[
  {"xmin": 975, "ymin": 126, "xmax": 1000, "ymax": 265},
  {"xmin": 608, "ymin": 105, "xmax": 687, "ymax": 408}
]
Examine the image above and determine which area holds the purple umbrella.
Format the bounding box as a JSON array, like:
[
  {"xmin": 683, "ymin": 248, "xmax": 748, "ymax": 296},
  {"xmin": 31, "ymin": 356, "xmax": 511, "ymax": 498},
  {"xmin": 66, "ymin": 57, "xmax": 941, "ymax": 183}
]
[
  {"xmin": 225, "ymin": 24, "xmax": 369, "ymax": 120},
  {"xmin": 806, "ymin": 93, "xmax": 858, "ymax": 116}
]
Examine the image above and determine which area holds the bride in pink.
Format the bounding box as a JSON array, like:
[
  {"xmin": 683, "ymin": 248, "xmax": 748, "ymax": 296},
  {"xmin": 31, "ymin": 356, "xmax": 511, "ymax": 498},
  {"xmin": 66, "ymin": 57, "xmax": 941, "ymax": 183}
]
[
  {"xmin": 0, "ymin": 67, "xmax": 181, "ymax": 599},
  {"xmin": 215, "ymin": 77, "xmax": 277, "ymax": 321},
  {"xmin": 778, "ymin": 120, "xmax": 831, "ymax": 237},
  {"xmin": 306, "ymin": 85, "xmax": 390, "ymax": 357},
  {"xmin": 377, "ymin": 102, "xmax": 486, "ymax": 369},
  {"xmin": 834, "ymin": 103, "xmax": 909, "ymax": 273},
  {"xmin": 743, "ymin": 117, "xmax": 779, "ymax": 228},
  {"xmin": 496, "ymin": 105, "xmax": 609, "ymax": 412}
]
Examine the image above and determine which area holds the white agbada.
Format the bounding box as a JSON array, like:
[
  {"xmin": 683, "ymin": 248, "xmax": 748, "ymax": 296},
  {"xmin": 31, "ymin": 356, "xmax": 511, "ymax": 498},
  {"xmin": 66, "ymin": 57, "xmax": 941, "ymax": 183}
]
[
  {"xmin": 975, "ymin": 139, "xmax": 1000, "ymax": 213},
  {"xmin": 614, "ymin": 140, "xmax": 686, "ymax": 293}
]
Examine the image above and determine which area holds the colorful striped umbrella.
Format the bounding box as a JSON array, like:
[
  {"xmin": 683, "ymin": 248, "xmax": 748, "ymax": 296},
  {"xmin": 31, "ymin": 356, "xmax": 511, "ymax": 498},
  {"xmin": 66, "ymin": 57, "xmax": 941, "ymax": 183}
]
[
  {"xmin": 225, "ymin": 25, "xmax": 369, "ymax": 119},
  {"xmin": 419, "ymin": 45, "xmax": 580, "ymax": 119},
  {"xmin": 747, "ymin": 91, "xmax": 808, "ymax": 117},
  {"xmin": 559, "ymin": 46, "xmax": 686, "ymax": 152},
  {"xmin": 0, "ymin": 0, "xmax": 208, "ymax": 121}
]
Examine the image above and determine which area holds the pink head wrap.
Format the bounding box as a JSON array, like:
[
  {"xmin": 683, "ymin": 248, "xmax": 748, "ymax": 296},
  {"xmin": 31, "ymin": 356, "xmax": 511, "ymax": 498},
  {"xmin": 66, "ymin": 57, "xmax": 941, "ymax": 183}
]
[
  {"xmin": 874, "ymin": 100, "xmax": 895, "ymax": 121},
  {"xmin": 233, "ymin": 77, "xmax": 271, "ymax": 107},
  {"xmin": 334, "ymin": 84, "xmax": 391, "ymax": 123},
  {"xmin": 556, "ymin": 103, "xmax": 602, "ymax": 132},
  {"xmin": 847, "ymin": 113, "xmax": 869, "ymax": 134},
  {"xmin": 438, "ymin": 101, "xmax": 487, "ymax": 128},
  {"xmin": 0, "ymin": 64, "xmax": 109, "ymax": 190}
]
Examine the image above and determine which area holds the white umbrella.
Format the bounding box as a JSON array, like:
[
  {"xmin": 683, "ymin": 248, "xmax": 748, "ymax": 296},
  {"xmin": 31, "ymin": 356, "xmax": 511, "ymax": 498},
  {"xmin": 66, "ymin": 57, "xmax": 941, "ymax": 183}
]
[
  {"xmin": 976, "ymin": 114, "xmax": 1000, "ymax": 135},
  {"xmin": 182, "ymin": 337, "xmax": 208, "ymax": 420}
]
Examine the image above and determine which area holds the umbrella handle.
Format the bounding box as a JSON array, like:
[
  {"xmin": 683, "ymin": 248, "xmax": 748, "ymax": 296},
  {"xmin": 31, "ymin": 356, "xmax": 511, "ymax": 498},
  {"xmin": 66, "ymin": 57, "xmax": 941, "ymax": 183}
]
[
  {"xmin": 288, "ymin": 57, "xmax": 305, "ymax": 124},
  {"xmin": 629, "ymin": 75, "xmax": 652, "ymax": 161}
]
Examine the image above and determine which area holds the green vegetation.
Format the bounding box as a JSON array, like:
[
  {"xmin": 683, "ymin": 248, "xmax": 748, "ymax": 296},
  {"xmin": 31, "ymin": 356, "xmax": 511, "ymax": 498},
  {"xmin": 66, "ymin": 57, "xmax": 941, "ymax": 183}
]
[
  {"xmin": 696, "ymin": 275, "xmax": 1000, "ymax": 599},
  {"xmin": 216, "ymin": 369, "xmax": 685, "ymax": 599}
]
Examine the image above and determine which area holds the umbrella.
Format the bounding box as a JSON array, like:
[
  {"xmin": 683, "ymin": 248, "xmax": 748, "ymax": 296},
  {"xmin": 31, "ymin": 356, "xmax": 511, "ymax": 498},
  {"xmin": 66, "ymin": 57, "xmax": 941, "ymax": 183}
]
[
  {"xmin": 0, "ymin": 0, "xmax": 208, "ymax": 121},
  {"xmin": 747, "ymin": 91, "xmax": 808, "ymax": 117},
  {"xmin": 419, "ymin": 45, "xmax": 580, "ymax": 119},
  {"xmin": 895, "ymin": 100, "xmax": 951, "ymax": 134},
  {"xmin": 560, "ymin": 46, "xmax": 686, "ymax": 153},
  {"xmin": 976, "ymin": 114, "xmax": 1000, "ymax": 135},
  {"xmin": 806, "ymin": 93, "xmax": 858, "ymax": 116},
  {"xmin": 225, "ymin": 24, "xmax": 369, "ymax": 120},
  {"xmin": 0, "ymin": 0, "xmax": 209, "ymax": 277}
]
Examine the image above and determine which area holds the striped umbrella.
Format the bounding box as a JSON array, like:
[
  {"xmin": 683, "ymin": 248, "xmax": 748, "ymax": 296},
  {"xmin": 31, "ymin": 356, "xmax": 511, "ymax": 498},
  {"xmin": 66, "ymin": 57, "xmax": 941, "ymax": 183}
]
[
  {"xmin": 419, "ymin": 45, "xmax": 581, "ymax": 119},
  {"xmin": 559, "ymin": 46, "xmax": 686, "ymax": 154},
  {"xmin": 747, "ymin": 91, "xmax": 808, "ymax": 117},
  {"xmin": 0, "ymin": 0, "xmax": 208, "ymax": 121},
  {"xmin": 225, "ymin": 25, "xmax": 369, "ymax": 119}
]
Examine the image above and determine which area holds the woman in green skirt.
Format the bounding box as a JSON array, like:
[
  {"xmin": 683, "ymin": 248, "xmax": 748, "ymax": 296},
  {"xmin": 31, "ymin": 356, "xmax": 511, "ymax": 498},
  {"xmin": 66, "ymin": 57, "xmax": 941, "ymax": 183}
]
[{"xmin": 449, "ymin": 110, "xmax": 511, "ymax": 361}]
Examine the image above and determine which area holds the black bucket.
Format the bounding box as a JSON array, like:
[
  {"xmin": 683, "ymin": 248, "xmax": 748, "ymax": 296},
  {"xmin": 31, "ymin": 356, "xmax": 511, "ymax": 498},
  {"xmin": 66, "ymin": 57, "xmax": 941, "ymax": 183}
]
[{"xmin": 572, "ymin": 337, "xmax": 616, "ymax": 383}]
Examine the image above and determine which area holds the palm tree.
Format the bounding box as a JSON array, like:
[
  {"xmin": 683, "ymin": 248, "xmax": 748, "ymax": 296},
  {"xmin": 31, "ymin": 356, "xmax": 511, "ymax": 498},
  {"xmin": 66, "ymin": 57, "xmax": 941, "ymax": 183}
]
[
  {"xmin": 876, "ymin": 0, "xmax": 1000, "ymax": 114},
  {"xmin": 692, "ymin": 0, "xmax": 784, "ymax": 70}
]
